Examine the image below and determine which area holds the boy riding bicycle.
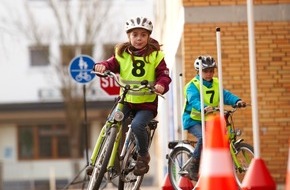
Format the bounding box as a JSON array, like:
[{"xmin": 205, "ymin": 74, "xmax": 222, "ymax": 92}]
[{"xmin": 183, "ymin": 55, "xmax": 246, "ymax": 181}]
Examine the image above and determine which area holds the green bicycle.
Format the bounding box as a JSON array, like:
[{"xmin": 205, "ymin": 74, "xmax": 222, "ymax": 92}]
[
  {"xmin": 87, "ymin": 70, "xmax": 164, "ymax": 190},
  {"xmin": 167, "ymin": 106, "xmax": 254, "ymax": 189}
]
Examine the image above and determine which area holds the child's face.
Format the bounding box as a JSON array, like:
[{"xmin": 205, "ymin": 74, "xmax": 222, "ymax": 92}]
[
  {"xmin": 202, "ymin": 68, "xmax": 215, "ymax": 81},
  {"xmin": 128, "ymin": 28, "xmax": 150, "ymax": 49}
]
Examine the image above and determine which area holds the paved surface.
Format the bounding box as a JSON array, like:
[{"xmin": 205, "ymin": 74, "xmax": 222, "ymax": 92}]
[
  {"xmin": 101, "ymin": 183, "xmax": 159, "ymax": 190},
  {"xmin": 101, "ymin": 184, "xmax": 286, "ymax": 190},
  {"xmin": 71, "ymin": 184, "xmax": 285, "ymax": 190},
  {"xmin": 103, "ymin": 186, "xmax": 159, "ymax": 190}
]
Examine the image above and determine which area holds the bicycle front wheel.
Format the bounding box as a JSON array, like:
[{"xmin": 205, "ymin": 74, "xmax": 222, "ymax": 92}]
[
  {"xmin": 87, "ymin": 126, "xmax": 117, "ymax": 190},
  {"xmin": 118, "ymin": 140, "xmax": 143, "ymax": 190},
  {"xmin": 233, "ymin": 142, "xmax": 254, "ymax": 188},
  {"xmin": 168, "ymin": 146, "xmax": 193, "ymax": 190}
]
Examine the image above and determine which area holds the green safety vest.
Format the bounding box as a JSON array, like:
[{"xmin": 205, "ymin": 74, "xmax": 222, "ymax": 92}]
[
  {"xmin": 187, "ymin": 77, "xmax": 219, "ymax": 121},
  {"xmin": 115, "ymin": 50, "xmax": 164, "ymax": 103}
]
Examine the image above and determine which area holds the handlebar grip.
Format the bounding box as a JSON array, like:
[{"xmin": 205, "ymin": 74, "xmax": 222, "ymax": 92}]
[
  {"xmin": 141, "ymin": 80, "xmax": 149, "ymax": 85},
  {"xmin": 234, "ymin": 103, "xmax": 247, "ymax": 108},
  {"xmin": 90, "ymin": 70, "xmax": 112, "ymax": 77}
]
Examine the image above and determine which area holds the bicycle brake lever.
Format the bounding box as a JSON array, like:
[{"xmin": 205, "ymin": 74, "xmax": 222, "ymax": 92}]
[
  {"xmin": 91, "ymin": 70, "xmax": 108, "ymax": 77},
  {"xmin": 103, "ymin": 70, "xmax": 112, "ymax": 76}
]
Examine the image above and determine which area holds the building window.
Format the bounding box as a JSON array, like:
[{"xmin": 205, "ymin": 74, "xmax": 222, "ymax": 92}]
[
  {"xmin": 29, "ymin": 45, "xmax": 49, "ymax": 66},
  {"xmin": 60, "ymin": 44, "xmax": 93, "ymax": 66},
  {"xmin": 18, "ymin": 124, "xmax": 84, "ymax": 160},
  {"xmin": 18, "ymin": 127, "xmax": 34, "ymax": 159}
]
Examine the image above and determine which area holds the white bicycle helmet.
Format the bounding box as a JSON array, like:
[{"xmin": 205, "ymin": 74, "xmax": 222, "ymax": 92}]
[
  {"xmin": 125, "ymin": 17, "xmax": 153, "ymax": 33},
  {"xmin": 194, "ymin": 55, "xmax": 216, "ymax": 71}
]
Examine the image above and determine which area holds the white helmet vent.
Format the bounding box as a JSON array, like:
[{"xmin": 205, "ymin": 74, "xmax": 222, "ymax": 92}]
[
  {"xmin": 125, "ymin": 17, "xmax": 153, "ymax": 33},
  {"xmin": 194, "ymin": 55, "xmax": 216, "ymax": 71}
]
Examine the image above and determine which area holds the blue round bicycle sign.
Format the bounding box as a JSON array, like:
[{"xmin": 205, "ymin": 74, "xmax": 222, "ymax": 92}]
[{"xmin": 69, "ymin": 55, "xmax": 96, "ymax": 84}]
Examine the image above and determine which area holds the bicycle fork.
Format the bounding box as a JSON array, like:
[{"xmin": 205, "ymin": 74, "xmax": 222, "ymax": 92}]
[
  {"xmin": 89, "ymin": 124, "xmax": 122, "ymax": 167},
  {"xmin": 89, "ymin": 124, "xmax": 109, "ymax": 165},
  {"xmin": 230, "ymin": 140, "xmax": 245, "ymax": 173}
]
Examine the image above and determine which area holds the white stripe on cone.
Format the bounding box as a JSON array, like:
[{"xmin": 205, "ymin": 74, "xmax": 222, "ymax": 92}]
[{"xmin": 200, "ymin": 148, "xmax": 234, "ymax": 177}]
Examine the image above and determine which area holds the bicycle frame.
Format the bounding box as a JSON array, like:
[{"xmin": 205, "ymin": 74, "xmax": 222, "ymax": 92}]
[
  {"xmin": 225, "ymin": 109, "xmax": 248, "ymax": 172},
  {"xmin": 88, "ymin": 70, "xmax": 165, "ymax": 189},
  {"xmin": 166, "ymin": 106, "xmax": 254, "ymax": 190}
]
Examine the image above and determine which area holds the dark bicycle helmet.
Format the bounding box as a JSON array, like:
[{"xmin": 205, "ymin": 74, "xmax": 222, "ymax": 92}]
[
  {"xmin": 194, "ymin": 55, "xmax": 217, "ymax": 71},
  {"xmin": 125, "ymin": 17, "xmax": 153, "ymax": 34}
]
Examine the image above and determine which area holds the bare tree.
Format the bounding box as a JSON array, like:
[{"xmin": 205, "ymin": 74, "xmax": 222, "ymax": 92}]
[{"xmin": 1, "ymin": 0, "xmax": 113, "ymax": 175}]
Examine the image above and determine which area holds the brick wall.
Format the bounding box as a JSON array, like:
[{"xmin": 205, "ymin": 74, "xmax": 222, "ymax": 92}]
[
  {"xmin": 182, "ymin": 1, "xmax": 290, "ymax": 184},
  {"xmin": 183, "ymin": 0, "xmax": 290, "ymax": 6}
]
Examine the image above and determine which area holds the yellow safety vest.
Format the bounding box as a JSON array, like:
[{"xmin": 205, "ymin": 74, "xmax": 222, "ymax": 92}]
[
  {"xmin": 115, "ymin": 50, "xmax": 164, "ymax": 103},
  {"xmin": 188, "ymin": 77, "xmax": 219, "ymax": 121}
]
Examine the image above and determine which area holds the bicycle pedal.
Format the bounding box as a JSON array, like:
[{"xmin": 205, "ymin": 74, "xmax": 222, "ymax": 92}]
[
  {"xmin": 129, "ymin": 179, "xmax": 137, "ymax": 183},
  {"xmin": 179, "ymin": 170, "xmax": 189, "ymax": 176},
  {"xmin": 108, "ymin": 167, "xmax": 119, "ymax": 179}
]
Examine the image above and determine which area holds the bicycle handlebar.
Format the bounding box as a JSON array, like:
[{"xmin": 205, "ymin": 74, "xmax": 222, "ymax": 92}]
[
  {"xmin": 206, "ymin": 104, "xmax": 250, "ymax": 115},
  {"xmin": 91, "ymin": 70, "xmax": 165, "ymax": 99}
]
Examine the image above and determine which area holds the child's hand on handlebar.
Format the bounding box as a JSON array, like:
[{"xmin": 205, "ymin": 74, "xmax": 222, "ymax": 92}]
[
  {"xmin": 154, "ymin": 84, "xmax": 165, "ymax": 94},
  {"xmin": 236, "ymin": 100, "xmax": 247, "ymax": 108},
  {"xmin": 94, "ymin": 64, "xmax": 106, "ymax": 73},
  {"xmin": 204, "ymin": 106, "xmax": 214, "ymax": 114}
]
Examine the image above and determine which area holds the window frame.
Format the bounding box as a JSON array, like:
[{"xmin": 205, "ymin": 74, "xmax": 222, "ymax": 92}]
[
  {"xmin": 17, "ymin": 123, "xmax": 84, "ymax": 160},
  {"xmin": 29, "ymin": 45, "xmax": 50, "ymax": 67},
  {"xmin": 60, "ymin": 44, "xmax": 94, "ymax": 66}
]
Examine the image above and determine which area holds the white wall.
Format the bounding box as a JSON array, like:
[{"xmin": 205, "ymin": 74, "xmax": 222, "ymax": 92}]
[
  {"xmin": 0, "ymin": 0, "xmax": 155, "ymax": 104},
  {"xmin": 0, "ymin": 0, "xmax": 159, "ymax": 186},
  {"xmin": 0, "ymin": 125, "xmax": 17, "ymax": 163}
]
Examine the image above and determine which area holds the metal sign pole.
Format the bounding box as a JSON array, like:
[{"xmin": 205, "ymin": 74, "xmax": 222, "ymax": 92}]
[
  {"xmin": 194, "ymin": 57, "xmax": 205, "ymax": 190},
  {"xmin": 179, "ymin": 73, "xmax": 184, "ymax": 140},
  {"xmin": 199, "ymin": 62, "xmax": 205, "ymax": 146},
  {"xmin": 216, "ymin": 27, "xmax": 225, "ymax": 117},
  {"xmin": 65, "ymin": 54, "xmax": 96, "ymax": 189},
  {"xmin": 83, "ymin": 84, "xmax": 89, "ymax": 165},
  {"xmin": 247, "ymin": 0, "xmax": 260, "ymax": 158},
  {"xmin": 241, "ymin": 1, "xmax": 276, "ymax": 188}
]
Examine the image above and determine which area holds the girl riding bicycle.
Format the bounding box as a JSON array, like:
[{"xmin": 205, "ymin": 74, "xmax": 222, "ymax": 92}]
[
  {"xmin": 92, "ymin": 16, "xmax": 171, "ymax": 176},
  {"xmin": 183, "ymin": 55, "xmax": 246, "ymax": 181}
]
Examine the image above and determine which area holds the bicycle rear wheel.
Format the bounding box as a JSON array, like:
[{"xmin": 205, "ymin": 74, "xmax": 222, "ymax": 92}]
[
  {"xmin": 118, "ymin": 140, "xmax": 143, "ymax": 190},
  {"xmin": 233, "ymin": 142, "xmax": 254, "ymax": 188},
  {"xmin": 167, "ymin": 146, "xmax": 193, "ymax": 190},
  {"xmin": 87, "ymin": 126, "xmax": 117, "ymax": 190}
]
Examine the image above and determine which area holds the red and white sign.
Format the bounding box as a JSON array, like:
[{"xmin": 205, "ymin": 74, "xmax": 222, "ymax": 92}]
[{"xmin": 100, "ymin": 76, "xmax": 120, "ymax": 96}]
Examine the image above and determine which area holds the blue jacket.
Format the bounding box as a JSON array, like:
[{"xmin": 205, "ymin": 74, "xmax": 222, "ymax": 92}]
[{"xmin": 182, "ymin": 75, "xmax": 241, "ymax": 130}]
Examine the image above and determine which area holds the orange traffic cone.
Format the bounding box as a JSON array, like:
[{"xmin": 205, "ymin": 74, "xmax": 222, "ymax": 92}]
[
  {"xmin": 241, "ymin": 158, "xmax": 276, "ymax": 190},
  {"xmin": 178, "ymin": 176, "xmax": 194, "ymax": 190},
  {"xmin": 162, "ymin": 173, "xmax": 174, "ymax": 190},
  {"xmin": 198, "ymin": 115, "xmax": 238, "ymax": 190},
  {"xmin": 285, "ymin": 139, "xmax": 290, "ymax": 190},
  {"xmin": 240, "ymin": 134, "xmax": 276, "ymax": 189}
]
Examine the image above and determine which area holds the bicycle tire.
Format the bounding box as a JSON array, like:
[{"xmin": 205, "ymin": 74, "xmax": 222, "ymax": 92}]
[
  {"xmin": 233, "ymin": 142, "xmax": 254, "ymax": 188},
  {"xmin": 168, "ymin": 146, "xmax": 193, "ymax": 190},
  {"xmin": 118, "ymin": 139, "xmax": 143, "ymax": 190},
  {"xmin": 87, "ymin": 126, "xmax": 117, "ymax": 190}
]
